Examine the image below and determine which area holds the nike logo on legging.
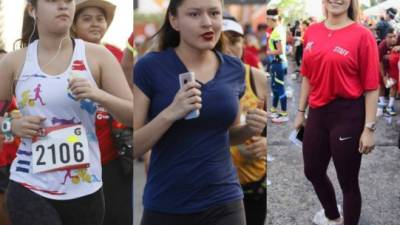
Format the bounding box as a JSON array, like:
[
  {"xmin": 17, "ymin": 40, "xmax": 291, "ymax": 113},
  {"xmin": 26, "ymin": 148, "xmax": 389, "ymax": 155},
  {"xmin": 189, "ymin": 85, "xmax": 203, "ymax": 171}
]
[{"xmin": 339, "ymin": 137, "xmax": 352, "ymax": 141}]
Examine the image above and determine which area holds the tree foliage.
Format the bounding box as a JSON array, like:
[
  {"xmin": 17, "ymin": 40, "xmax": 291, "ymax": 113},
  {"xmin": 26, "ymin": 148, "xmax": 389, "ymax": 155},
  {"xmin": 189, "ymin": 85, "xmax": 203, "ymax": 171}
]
[{"xmin": 270, "ymin": 0, "xmax": 308, "ymax": 24}]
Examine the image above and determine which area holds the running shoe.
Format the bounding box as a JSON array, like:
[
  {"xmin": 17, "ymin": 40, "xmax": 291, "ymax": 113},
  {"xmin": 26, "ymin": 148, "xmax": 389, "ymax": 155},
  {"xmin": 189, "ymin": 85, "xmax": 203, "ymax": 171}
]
[
  {"xmin": 272, "ymin": 113, "xmax": 289, "ymax": 123},
  {"xmin": 312, "ymin": 205, "xmax": 343, "ymax": 225},
  {"xmin": 268, "ymin": 108, "xmax": 279, "ymax": 119},
  {"xmin": 385, "ymin": 106, "xmax": 397, "ymax": 116},
  {"xmin": 268, "ymin": 112, "xmax": 279, "ymax": 119},
  {"xmin": 378, "ymin": 101, "xmax": 387, "ymax": 108}
]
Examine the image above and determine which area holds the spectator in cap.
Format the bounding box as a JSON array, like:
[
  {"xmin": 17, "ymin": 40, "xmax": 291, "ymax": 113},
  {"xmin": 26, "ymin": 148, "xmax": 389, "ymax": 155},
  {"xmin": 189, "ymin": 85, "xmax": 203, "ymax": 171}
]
[{"xmin": 387, "ymin": 7, "xmax": 400, "ymax": 33}]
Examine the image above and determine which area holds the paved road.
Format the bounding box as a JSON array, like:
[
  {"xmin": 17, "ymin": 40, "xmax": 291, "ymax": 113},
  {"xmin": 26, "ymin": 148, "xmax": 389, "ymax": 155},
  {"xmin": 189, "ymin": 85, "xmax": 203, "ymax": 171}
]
[{"xmin": 266, "ymin": 61, "xmax": 400, "ymax": 225}]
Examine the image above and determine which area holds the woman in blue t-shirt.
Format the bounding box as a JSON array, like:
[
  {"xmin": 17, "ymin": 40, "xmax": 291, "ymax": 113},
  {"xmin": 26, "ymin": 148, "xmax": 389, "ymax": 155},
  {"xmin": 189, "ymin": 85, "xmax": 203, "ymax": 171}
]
[{"xmin": 133, "ymin": 0, "xmax": 267, "ymax": 225}]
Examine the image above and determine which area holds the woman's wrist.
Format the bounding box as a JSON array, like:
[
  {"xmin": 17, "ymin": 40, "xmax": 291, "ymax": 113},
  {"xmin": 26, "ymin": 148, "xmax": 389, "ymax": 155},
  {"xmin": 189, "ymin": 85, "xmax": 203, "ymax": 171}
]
[
  {"xmin": 297, "ymin": 108, "xmax": 306, "ymax": 113},
  {"xmin": 160, "ymin": 107, "xmax": 176, "ymax": 123},
  {"xmin": 92, "ymin": 88, "xmax": 107, "ymax": 103}
]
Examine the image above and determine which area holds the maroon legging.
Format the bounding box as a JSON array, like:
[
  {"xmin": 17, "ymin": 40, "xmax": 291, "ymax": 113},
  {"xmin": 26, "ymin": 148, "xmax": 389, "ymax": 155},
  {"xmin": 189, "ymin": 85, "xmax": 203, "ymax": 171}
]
[{"xmin": 303, "ymin": 97, "xmax": 364, "ymax": 225}]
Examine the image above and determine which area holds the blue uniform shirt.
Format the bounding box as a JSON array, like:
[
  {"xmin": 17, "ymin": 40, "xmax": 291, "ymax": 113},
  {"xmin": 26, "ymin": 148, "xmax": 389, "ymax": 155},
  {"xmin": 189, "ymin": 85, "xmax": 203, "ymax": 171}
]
[{"xmin": 134, "ymin": 48, "xmax": 245, "ymax": 213}]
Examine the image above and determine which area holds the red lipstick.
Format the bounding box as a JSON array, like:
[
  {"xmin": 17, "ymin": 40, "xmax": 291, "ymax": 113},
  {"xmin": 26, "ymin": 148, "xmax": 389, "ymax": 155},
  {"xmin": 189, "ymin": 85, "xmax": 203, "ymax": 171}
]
[{"xmin": 201, "ymin": 32, "xmax": 214, "ymax": 41}]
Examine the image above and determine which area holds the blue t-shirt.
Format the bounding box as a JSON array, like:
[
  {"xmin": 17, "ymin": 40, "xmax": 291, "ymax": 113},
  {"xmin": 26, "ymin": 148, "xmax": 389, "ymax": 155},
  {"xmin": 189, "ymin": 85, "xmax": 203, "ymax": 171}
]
[{"xmin": 134, "ymin": 48, "xmax": 245, "ymax": 213}]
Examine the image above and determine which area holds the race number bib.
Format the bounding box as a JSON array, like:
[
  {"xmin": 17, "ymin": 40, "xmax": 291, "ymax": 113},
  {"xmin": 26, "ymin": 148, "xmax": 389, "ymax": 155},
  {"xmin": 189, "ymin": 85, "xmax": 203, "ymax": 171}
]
[{"xmin": 32, "ymin": 124, "xmax": 90, "ymax": 173}]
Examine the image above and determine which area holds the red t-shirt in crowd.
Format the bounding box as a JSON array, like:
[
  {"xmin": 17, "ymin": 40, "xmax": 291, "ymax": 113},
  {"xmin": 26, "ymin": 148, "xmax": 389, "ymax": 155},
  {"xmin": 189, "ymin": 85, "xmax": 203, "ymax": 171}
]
[
  {"xmin": 301, "ymin": 22, "xmax": 379, "ymax": 108},
  {"xmin": 0, "ymin": 98, "xmax": 19, "ymax": 167},
  {"xmin": 378, "ymin": 36, "xmax": 400, "ymax": 73},
  {"xmin": 388, "ymin": 51, "xmax": 400, "ymax": 80},
  {"xmin": 104, "ymin": 43, "xmax": 123, "ymax": 62},
  {"xmin": 243, "ymin": 45, "xmax": 261, "ymax": 68},
  {"xmin": 95, "ymin": 44, "xmax": 124, "ymax": 165}
]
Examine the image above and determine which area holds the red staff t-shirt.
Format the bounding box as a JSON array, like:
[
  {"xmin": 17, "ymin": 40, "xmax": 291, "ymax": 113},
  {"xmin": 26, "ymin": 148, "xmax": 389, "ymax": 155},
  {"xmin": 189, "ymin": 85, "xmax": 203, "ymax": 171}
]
[{"xmin": 301, "ymin": 22, "xmax": 379, "ymax": 108}]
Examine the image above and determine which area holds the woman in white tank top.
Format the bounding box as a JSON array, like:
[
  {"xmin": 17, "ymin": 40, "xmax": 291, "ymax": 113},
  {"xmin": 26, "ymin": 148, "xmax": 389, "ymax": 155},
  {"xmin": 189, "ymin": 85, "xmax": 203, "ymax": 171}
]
[{"xmin": 0, "ymin": 1, "xmax": 132, "ymax": 225}]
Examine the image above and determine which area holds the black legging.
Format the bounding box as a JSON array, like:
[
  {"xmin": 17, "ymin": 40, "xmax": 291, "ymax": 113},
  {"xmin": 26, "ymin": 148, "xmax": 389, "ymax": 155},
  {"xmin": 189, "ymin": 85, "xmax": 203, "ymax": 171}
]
[
  {"xmin": 6, "ymin": 181, "xmax": 105, "ymax": 225},
  {"xmin": 303, "ymin": 97, "xmax": 364, "ymax": 225}
]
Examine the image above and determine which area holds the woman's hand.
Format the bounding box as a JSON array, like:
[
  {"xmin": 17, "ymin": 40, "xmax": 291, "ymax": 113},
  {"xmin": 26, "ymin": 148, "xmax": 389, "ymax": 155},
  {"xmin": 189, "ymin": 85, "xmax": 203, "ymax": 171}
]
[
  {"xmin": 69, "ymin": 78, "xmax": 104, "ymax": 102},
  {"xmin": 244, "ymin": 136, "xmax": 267, "ymax": 160},
  {"xmin": 245, "ymin": 108, "xmax": 267, "ymax": 136},
  {"xmin": 11, "ymin": 116, "xmax": 46, "ymax": 139},
  {"xmin": 294, "ymin": 111, "xmax": 305, "ymax": 130},
  {"xmin": 359, "ymin": 129, "xmax": 375, "ymax": 154},
  {"xmin": 163, "ymin": 82, "xmax": 202, "ymax": 122}
]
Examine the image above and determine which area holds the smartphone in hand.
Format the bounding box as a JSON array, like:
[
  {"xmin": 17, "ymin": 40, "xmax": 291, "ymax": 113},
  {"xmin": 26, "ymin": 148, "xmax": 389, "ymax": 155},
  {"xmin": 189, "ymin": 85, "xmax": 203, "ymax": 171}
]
[
  {"xmin": 179, "ymin": 72, "xmax": 200, "ymax": 120},
  {"xmin": 289, "ymin": 126, "xmax": 304, "ymax": 148}
]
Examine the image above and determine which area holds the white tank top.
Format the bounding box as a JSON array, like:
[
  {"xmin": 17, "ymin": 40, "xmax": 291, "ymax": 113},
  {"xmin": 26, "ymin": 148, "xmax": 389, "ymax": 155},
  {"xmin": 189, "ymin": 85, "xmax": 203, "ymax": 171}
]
[{"xmin": 10, "ymin": 39, "xmax": 102, "ymax": 200}]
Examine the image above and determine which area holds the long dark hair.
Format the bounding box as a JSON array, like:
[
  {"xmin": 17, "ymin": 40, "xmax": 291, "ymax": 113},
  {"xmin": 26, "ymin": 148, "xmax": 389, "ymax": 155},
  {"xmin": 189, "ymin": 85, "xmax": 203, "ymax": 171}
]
[
  {"xmin": 153, "ymin": 0, "xmax": 224, "ymax": 52},
  {"xmin": 17, "ymin": 0, "xmax": 39, "ymax": 49}
]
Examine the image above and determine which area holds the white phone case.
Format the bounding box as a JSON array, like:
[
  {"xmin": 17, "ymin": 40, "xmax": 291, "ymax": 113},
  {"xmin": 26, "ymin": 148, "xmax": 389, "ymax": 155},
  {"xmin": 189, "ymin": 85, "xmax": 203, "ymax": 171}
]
[
  {"xmin": 179, "ymin": 72, "xmax": 200, "ymax": 120},
  {"xmin": 289, "ymin": 130, "xmax": 302, "ymax": 148}
]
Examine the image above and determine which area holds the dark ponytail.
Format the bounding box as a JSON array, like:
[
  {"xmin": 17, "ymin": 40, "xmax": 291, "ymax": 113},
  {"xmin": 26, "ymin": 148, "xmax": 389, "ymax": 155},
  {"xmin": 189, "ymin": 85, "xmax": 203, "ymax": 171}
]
[
  {"xmin": 153, "ymin": 0, "xmax": 224, "ymax": 52},
  {"xmin": 16, "ymin": 0, "xmax": 38, "ymax": 49}
]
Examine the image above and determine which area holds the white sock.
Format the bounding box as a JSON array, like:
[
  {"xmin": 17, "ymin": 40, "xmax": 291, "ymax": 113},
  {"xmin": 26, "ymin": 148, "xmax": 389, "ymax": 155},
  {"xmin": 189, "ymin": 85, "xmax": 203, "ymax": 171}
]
[
  {"xmin": 388, "ymin": 97, "xmax": 395, "ymax": 108},
  {"xmin": 379, "ymin": 96, "xmax": 385, "ymax": 104}
]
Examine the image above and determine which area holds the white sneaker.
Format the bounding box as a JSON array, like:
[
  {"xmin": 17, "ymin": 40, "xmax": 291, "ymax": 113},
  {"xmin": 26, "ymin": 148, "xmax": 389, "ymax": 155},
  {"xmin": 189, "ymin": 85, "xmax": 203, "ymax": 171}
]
[
  {"xmin": 266, "ymin": 179, "xmax": 272, "ymax": 186},
  {"xmin": 272, "ymin": 115, "xmax": 289, "ymax": 123},
  {"xmin": 267, "ymin": 111, "xmax": 279, "ymax": 119},
  {"xmin": 312, "ymin": 205, "xmax": 343, "ymax": 225},
  {"xmin": 267, "ymin": 154, "xmax": 275, "ymax": 162},
  {"xmin": 385, "ymin": 106, "xmax": 397, "ymax": 116}
]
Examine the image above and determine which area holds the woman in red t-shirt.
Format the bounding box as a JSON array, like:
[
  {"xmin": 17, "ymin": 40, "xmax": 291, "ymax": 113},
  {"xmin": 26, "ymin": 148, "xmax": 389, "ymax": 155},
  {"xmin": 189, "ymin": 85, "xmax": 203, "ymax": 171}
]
[
  {"xmin": 72, "ymin": 1, "xmax": 132, "ymax": 225},
  {"xmin": 294, "ymin": 0, "xmax": 379, "ymax": 224}
]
